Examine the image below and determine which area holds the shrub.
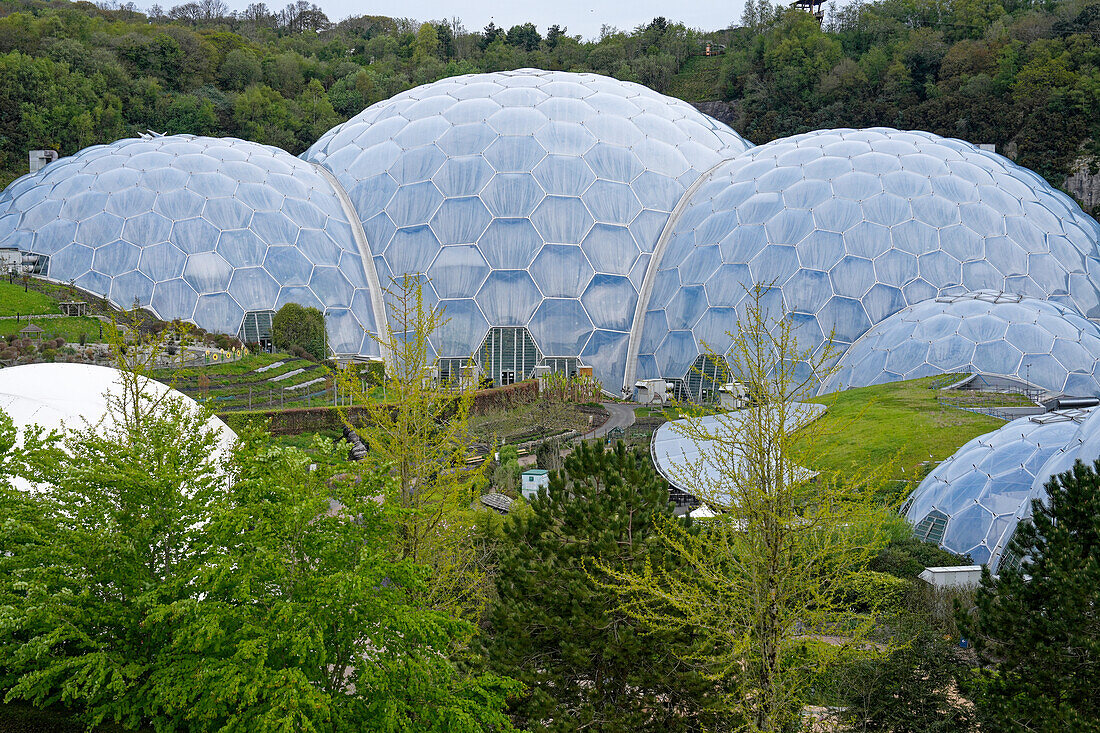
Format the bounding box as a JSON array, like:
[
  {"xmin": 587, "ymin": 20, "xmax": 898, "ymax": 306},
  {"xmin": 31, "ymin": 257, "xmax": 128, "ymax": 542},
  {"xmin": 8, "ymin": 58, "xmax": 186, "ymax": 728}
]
[
  {"xmin": 271, "ymin": 303, "xmax": 326, "ymax": 360},
  {"xmin": 535, "ymin": 437, "xmax": 563, "ymax": 473},
  {"xmin": 288, "ymin": 344, "xmax": 319, "ymax": 362}
]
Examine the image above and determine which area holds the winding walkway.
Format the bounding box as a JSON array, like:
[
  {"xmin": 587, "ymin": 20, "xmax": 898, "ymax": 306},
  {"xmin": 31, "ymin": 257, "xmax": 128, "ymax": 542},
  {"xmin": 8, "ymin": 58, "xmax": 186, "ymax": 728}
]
[{"xmin": 590, "ymin": 402, "xmax": 636, "ymax": 439}]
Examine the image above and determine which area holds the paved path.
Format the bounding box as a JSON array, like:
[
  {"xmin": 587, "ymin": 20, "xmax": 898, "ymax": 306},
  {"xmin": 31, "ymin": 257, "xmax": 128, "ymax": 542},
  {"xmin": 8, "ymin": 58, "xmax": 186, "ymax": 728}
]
[{"xmin": 590, "ymin": 402, "xmax": 636, "ymax": 439}]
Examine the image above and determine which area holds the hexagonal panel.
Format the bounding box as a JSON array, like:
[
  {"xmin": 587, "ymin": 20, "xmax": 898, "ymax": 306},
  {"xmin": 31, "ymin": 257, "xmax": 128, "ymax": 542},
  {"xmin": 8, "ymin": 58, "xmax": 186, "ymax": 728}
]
[
  {"xmin": 428, "ymin": 245, "xmax": 490, "ymax": 299},
  {"xmin": 476, "ymin": 270, "xmax": 541, "ymax": 325},
  {"xmin": 530, "ymin": 244, "xmax": 594, "ymax": 298},
  {"xmin": 480, "ymin": 218, "xmax": 543, "ymax": 270}
]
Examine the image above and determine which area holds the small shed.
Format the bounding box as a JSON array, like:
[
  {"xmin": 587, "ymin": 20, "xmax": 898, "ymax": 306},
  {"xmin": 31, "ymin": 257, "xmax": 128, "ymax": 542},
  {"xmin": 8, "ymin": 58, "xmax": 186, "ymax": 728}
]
[
  {"xmin": 60, "ymin": 301, "xmax": 89, "ymax": 317},
  {"xmin": 521, "ymin": 468, "xmax": 549, "ymax": 499},
  {"xmin": 635, "ymin": 378, "xmax": 671, "ymax": 404},
  {"xmin": 479, "ymin": 492, "xmax": 514, "ymax": 515},
  {"xmin": 19, "ymin": 323, "xmax": 44, "ymax": 339},
  {"xmin": 918, "ymin": 565, "xmax": 984, "ymax": 589}
]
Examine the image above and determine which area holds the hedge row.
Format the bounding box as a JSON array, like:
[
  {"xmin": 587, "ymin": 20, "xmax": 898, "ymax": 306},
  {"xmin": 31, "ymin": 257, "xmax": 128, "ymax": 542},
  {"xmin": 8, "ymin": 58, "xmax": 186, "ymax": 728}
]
[{"xmin": 219, "ymin": 379, "xmax": 540, "ymax": 436}]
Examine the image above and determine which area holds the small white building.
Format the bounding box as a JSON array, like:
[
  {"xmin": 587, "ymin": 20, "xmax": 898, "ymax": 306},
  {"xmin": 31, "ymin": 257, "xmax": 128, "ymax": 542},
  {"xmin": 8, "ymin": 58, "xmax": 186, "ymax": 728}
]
[
  {"xmin": 918, "ymin": 565, "xmax": 984, "ymax": 589},
  {"xmin": 521, "ymin": 468, "xmax": 549, "ymax": 499},
  {"xmin": 634, "ymin": 378, "xmax": 671, "ymax": 404},
  {"xmin": 718, "ymin": 381, "xmax": 748, "ymax": 409}
]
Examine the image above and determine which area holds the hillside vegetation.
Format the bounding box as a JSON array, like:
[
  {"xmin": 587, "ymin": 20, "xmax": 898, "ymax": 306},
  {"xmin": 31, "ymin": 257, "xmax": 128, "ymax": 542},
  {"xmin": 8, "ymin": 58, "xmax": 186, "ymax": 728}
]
[{"xmin": 0, "ymin": 0, "xmax": 1098, "ymax": 211}]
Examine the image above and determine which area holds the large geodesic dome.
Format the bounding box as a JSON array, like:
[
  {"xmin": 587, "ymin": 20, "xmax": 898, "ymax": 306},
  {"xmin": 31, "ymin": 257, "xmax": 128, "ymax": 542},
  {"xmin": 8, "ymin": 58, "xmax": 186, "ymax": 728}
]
[
  {"xmin": 4, "ymin": 71, "xmax": 1100, "ymax": 398},
  {"xmin": 904, "ymin": 410, "xmax": 1089, "ymax": 569},
  {"xmin": 0, "ymin": 135, "xmax": 383, "ymax": 355},
  {"xmin": 628, "ymin": 128, "xmax": 1100, "ymax": 391},
  {"xmin": 819, "ymin": 291, "xmax": 1100, "ymax": 396},
  {"xmin": 304, "ymin": 68, "xmax": 752, "ymax": 387}
]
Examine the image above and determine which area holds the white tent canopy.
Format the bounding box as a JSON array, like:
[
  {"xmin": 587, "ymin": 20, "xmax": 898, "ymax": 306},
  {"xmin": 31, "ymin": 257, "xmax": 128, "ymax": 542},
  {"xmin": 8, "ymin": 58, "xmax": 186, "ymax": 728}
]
[{"xmin": 0, "ymin": 363, "xmax": 236, "ymax": 490}]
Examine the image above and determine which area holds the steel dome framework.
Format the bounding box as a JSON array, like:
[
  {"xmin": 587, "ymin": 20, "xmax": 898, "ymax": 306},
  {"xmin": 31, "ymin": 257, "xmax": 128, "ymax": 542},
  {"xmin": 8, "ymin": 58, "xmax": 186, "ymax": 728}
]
[
  {"xmin": 819, "ymin": 290, "xmax": 1100, "ymax": 397},
  {"xmin": 0, "ymin": 75, "xmax": 1098, "ymax": 398},
  {"xmin": 303, "ymin": 68, "xmax": 753, "ymax": 387},
  {"xmin": 0, "ymin": 135, "xmax": 384, "ymax": 356},
  {"xmin": 904, "ymin": 409, "xmax": 1088, "ymax": 569},
  {"xmin": 628, "ymin": 128, "xmax": 1100, "ymax": 391}
]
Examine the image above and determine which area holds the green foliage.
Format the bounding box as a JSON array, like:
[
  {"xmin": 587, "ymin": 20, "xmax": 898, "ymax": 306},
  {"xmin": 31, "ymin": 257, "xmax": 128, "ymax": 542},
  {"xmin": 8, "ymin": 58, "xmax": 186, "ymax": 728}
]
[
  {"xmin": 958, "ymin": 459, "xmax": 1100, "ymax": 731},
  {"xmin": 534, "ymin": 436, "xmax": 563, "ymax": 472},
  {"xmin": 0, "ymin": 0, "xmax": 1098, "ymax": 207},
  {"xmin": 843, "ymin": 570, "xmax": 912, "ymax": 614},
  {"xmin": 869, "ymin": 534, "xmax": 972, "ymax": 580},
  {"xmin": 0, "ymin": 384, "xmax": 518, "ymax": 730},
  {"xmin": 480, "ymin": 440, "xmax": 725, "ymax": 731},
  {"xmin": 337, "ymin": 274, "xmax": 490, "ymax": 619},
  {"xmin": 835, "ymin": 620, "xmax": 976, "ymax": 732},
  {"xmin": 270, "ymin": 301, "xmax": 326, "ymax": 360},
  {"xmin": 800, "ymin": 376, "xmax": 1005, "ymax": 491}
]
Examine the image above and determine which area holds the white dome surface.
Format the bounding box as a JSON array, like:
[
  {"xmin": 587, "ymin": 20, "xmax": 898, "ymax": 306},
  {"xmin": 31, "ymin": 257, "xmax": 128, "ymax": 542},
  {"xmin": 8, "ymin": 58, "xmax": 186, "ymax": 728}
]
[
  {"xmin": 903, "ymin": 409, "xmax": 1089, "ymax": 570},
  {"xmin": 631, "ymin": 128, "xmax": 1100, "ymax": 389},
  {"xmin": 820, "ymin": 291, "xmax": 1100, "ymax": 397},
  {"xmin": 0, "ymin": 135, "xmax": 382, "ymax": 356},
  {"xmin": 0, "ymin": 363, "xmax": 235, "ymax": 486},
  {"xmin": 305, "ymin": 68, "xmax": 753, "ymax": 388}
]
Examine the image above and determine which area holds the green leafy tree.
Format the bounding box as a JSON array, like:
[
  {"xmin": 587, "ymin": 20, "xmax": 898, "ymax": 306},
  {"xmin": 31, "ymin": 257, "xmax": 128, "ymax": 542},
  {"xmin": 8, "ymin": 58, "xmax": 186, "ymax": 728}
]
[
  {"xmin": 505, "ymin": 23, "xmax": 541, "ymax": 52},
  {"xmin": 836, "ymin": 619, "xmax": 976, "ymax": 732},
  {"xmin": 600, "ymin": 285, "xmax": 893, "ymax": 732},
  {"xmin": 337, "ymin": 274, "xmax": 489, "ymax": 618},
  {"xmin": 218, "ymin": 47, "xmax": 262, "ymax": 91},
  {"xmin": 271, "ymin": 301, "xmax": 326, "ymax": 359},
  {"xmin": 481, "ymin": 440, "xmax": 724, "ymax": 732},
  {"xmin": 413, "ymin": 21, "xmax": 441, "ymax": 61},
  {"xmin": 0, "ymin": 368, "xmax": 226, "ymax": 728},
  {"xmin": 0, "ymin": 360, "xmax": 518, "ymax": 730},
  {"xmin": 958, "ymin": 460, "xmax": 1100, "ymax": 731},
  {"xmin": 145, "ymin": 426, "xmax": 520, "ymax": 731}
]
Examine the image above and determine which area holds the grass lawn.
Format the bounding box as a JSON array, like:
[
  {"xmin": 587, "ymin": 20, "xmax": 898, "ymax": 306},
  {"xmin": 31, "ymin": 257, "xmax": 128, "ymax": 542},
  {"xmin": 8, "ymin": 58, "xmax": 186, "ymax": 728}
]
[
  {"xmin": 0, "ymin": 315, "xmax": 101, "ymax": 342},
  {"xmin": 0, "ymin": 280, "xmax": 60, "ymax": 316},
  {"xmin": 799, "ymin": 376, "xmax": 1006, "ymax": 489}
]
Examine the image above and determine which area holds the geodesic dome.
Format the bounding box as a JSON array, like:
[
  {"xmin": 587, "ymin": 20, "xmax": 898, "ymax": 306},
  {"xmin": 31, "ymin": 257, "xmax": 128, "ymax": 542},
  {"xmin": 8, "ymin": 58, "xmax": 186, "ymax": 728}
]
[
  {"xmin": 628, "ymin": 128, "xmax": 1100, "ymax": 391},
  {"xmin": 304, "ymin": 68, "xmax": 752, "ymax": 387},
  {"xmin": 903, "ymin": 410, "xmax": 1089, "ymax": 568},
  {"xmin": 0, "ymin": 135, "xmax": 382, "ymax": 355},
  {"xmin": 991, "ymin": 407, "xmax": 1100, "ymax": 571},
  {"xmin": 819, "ymin": 291, "xmax": 1100, "ymax": 396}
]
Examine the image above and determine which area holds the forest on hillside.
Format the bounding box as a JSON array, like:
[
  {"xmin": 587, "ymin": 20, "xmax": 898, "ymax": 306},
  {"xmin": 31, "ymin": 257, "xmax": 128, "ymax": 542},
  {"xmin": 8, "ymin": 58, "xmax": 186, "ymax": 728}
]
[{"xmin": 0, "ymin": 0, "xmax": 1099, "ymax": 210}]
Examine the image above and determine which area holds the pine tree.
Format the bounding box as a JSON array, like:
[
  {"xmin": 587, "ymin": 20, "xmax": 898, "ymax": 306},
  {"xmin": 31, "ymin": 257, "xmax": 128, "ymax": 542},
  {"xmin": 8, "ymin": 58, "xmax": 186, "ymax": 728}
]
[
  {"xmin": 960, "ymin": 459, "xmax": 1100, "ymax": 731},
  {"xmin": 480, "ymin": 440, "xmax": 725, "ymax": 732}
]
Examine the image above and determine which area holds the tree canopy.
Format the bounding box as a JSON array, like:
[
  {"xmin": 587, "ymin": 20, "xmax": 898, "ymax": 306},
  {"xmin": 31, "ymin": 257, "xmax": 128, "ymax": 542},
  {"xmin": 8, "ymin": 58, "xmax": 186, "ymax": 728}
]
[
  {"xmin": 0, "ymin": 358, "xmax": 518, "ymax": 730},
  {"xmin": 0, "ymin": 0, "xmax": 1097, "ymax": 212},
  {"xmin": 959, "ymin": 459, "xmax": 1100, "ymax": 731}
]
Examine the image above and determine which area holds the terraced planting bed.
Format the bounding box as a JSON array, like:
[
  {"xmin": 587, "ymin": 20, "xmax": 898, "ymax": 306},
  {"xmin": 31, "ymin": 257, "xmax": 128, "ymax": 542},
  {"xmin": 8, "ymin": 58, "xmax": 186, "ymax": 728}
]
[{"xmin": 163, "ymin": 353, "xmax": 337, "ymax": 411}]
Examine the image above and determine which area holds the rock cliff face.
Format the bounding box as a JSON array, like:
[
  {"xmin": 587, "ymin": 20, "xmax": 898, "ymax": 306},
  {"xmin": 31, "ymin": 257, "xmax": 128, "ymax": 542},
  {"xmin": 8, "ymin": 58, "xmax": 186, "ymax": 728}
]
[
  {"xmin": 691, "ymin": 100, "xmax": 738, "ymax": 128},
  {"xmin": 1065, "ymin": 156, "xmax": 1100, "ymax": 216}
]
